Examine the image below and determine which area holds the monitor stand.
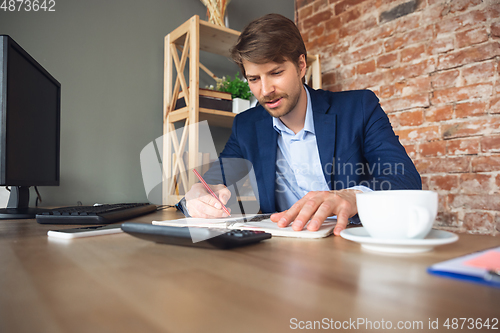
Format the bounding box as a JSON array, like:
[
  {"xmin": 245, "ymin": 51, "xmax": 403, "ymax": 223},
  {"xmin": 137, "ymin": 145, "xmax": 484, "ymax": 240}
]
[{"xmin": 0, "ymin": 186, "xmax": 50, "ymax": 219}]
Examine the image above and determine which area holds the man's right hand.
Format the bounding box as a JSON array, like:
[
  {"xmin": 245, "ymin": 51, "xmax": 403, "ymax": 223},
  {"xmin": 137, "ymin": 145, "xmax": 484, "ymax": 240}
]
[{"xmin": 184, "ymin": 183, "xmax": 231, "ymax": 218}]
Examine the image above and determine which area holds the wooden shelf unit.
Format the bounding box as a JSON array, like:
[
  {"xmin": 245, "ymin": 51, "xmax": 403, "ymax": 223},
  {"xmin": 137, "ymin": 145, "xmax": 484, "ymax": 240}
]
[
  {"xmin": 163, "ymin": 15, "xmax": 322, "ymax": 205},
  {"xmin": 163, "ymin": 15, "xmax": 240, "ymax": 204}
]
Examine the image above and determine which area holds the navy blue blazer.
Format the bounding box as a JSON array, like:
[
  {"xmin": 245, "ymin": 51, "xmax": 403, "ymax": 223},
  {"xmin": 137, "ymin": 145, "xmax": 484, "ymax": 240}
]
[{"xmin": 206, "ymin": 86, "xmax": 421, "ymax": 214}]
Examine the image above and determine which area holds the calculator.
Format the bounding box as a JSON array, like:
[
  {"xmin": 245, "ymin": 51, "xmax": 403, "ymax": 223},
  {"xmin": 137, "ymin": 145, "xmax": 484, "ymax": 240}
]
[{"xmin": 121, "ymin": 222, "xmax": 272, "ymax": 249}]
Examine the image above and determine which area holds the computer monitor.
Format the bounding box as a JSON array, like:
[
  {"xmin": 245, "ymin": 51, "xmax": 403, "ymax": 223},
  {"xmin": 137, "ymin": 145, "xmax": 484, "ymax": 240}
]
[{"xmin": 0, "ymin": 35, "xmax": 61, "ymax": 219}]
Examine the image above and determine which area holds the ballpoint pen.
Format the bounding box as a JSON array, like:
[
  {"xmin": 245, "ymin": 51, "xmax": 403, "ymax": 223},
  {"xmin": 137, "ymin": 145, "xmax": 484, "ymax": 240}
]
[{"xmin": 192, "ymin": 169, "xmax": 231, "ymax": 216}]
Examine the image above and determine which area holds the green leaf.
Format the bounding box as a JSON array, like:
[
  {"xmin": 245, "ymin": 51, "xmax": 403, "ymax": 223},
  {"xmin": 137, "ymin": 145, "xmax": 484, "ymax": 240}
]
[{"xmin": 214, "ymin": 72, "xmax": 252, "ymax": 100}]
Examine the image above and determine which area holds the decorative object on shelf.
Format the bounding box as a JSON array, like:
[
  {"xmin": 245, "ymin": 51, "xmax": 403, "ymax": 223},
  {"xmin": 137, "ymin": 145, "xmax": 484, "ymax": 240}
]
[
  {"xmin": 175, "ymin": 88, "xmax": 232, "ymax": 112},
  {"xmin": 220, "ymin": 73, "xmax": 252, "ymax": 99},
  {"xmin": 207, "ymin": 73, "xmax": 252, "ymax": 113},
  {"xmin": 200, "ymin": 0, "xmax": 231, "ymax": 27},
  {"xmin": 232, "ymin": 98, "xmax": 250, "ymax": 114}
]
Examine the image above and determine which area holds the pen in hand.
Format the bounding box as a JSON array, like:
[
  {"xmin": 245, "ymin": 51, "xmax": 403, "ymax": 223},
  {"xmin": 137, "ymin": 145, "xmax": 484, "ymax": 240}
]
[{"xmin": 192, "ymin": 169, "xmax": 231, "ymax": 217}]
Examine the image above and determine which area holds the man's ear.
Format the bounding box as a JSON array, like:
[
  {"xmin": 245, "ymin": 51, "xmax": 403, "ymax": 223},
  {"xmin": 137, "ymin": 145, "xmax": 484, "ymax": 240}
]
[{"xmin": 298, "ymin": 54, "xmax": 307, "ymax": 79}]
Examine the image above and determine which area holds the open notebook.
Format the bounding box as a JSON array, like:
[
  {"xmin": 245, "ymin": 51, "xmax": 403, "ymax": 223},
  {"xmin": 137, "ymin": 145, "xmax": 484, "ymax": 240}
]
[{"xmin": 152, "ymin": 214, "xmax": 336, "ymax": 239}]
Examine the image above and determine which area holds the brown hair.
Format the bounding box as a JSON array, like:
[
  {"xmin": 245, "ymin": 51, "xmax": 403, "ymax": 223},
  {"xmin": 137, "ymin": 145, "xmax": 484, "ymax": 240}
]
[{"xmin": 230, "ymin": 13, "xmax": 307, "ymax": 78}]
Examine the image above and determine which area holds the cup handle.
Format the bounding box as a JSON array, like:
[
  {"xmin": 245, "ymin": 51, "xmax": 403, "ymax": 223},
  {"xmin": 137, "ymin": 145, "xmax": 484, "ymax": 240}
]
[{"xmin": 407, "ymin": 206, "xmax": 431, "ymax": 238}]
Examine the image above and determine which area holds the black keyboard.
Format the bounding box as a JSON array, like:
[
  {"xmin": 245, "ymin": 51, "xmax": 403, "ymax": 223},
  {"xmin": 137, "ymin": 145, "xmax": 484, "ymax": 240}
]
[{"xmin": 36, "ymin": 203, "xmax": 157, "ymax": 225}]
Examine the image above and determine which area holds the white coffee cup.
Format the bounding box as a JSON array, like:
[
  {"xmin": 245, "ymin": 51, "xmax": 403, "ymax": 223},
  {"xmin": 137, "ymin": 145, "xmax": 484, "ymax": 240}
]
[{"xmin": 356, "ymin": 190, "xmax": 438, "ymax": 240}]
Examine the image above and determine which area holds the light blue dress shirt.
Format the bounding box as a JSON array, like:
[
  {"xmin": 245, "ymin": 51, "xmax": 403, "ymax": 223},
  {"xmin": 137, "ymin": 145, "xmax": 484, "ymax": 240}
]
[{"xmin": 273, "ymin": 87, "xmax": 370, "ymax": 211}]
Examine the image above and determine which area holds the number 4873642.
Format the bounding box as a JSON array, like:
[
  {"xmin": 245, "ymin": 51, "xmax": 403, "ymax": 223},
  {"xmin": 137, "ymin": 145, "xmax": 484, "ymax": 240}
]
[
  {"xmin": 443, "ymin": 318, "xmax": 498, "ymax": 330},
  {"xmin": 0, "ymin": 0, "xmax": 56, "ymax": 12}
]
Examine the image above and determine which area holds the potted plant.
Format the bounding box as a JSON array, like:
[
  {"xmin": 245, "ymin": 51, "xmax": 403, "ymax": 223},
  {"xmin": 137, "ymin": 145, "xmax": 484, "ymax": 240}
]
[{"xmin": 211, "ymin": 73, "xmax": 253, "ymax": 114}]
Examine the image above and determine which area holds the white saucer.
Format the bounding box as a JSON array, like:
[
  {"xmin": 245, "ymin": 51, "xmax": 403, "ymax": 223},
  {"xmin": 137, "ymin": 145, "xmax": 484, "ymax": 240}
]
[{"xmin": 340, "ymin": 227, "xmax": 459, "ymax": 254}]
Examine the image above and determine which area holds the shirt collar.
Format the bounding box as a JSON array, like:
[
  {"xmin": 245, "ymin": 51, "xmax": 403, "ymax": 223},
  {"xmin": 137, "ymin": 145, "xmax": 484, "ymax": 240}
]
[{"xmin": 273, "ymin": 86, "xmax": 314, "ymax": 136}]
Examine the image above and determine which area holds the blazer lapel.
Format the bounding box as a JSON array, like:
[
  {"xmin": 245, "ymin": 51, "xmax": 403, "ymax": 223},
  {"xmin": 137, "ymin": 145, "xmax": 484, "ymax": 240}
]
[
  {"xmin": 256, "ymin": 115, "xmax": 278, "ymax": 211},
  {"xmin": 309, "ymin": 88, "xmax": 336, "ymax": 188}
]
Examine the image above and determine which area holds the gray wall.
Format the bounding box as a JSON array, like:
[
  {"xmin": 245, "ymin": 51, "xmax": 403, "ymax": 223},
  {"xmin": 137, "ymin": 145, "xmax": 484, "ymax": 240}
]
[{"xmin": 0, "ymin": 0, "xmax": 294, "ymax": 207}]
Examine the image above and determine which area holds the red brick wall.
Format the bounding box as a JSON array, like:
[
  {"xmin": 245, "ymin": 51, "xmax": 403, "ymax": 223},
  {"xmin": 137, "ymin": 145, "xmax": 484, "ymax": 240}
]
[{"xmin": 296, "ymin": 0, "xmax": 500, "ymax": 235}]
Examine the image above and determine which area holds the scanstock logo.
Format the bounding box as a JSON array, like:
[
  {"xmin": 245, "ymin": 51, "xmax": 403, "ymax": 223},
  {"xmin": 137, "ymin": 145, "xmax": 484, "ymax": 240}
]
[{"xmin": 140, "ymin": 121, "xmax": 260, "ymax": 243}]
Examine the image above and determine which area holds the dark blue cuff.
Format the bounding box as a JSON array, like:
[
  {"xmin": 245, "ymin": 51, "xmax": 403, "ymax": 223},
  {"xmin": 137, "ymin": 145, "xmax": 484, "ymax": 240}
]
[{"xmin": 175, "ymin": 197, "xmax": 190, "ymax": 217}]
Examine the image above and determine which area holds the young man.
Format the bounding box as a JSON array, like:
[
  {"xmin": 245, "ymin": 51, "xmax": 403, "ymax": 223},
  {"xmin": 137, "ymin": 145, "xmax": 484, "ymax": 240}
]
[{"xmin": 182, "ymin": 13, "xmax": 421, "ymax": 236}]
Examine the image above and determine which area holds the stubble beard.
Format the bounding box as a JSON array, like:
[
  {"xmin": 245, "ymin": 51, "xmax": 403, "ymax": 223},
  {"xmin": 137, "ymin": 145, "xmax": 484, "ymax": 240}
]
[{"xmin": 259, "ymin": 87, "xmax": 301, "ymax": 119}]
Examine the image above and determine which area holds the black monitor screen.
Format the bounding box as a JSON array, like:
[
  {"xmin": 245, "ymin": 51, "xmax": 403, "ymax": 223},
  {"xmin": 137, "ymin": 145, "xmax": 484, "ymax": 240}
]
[
  {"xmin": 0, "ymin": 35, "xmax": 60, "ymax": 219},
  {"xmin": 1, "ymin": 35, "xmax": 60, "ymax": 186}
]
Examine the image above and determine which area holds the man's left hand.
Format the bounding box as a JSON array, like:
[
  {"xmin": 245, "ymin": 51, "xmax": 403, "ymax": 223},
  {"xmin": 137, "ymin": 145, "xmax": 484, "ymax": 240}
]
[{"xmin": 270, "ymin": 189, "xmax": 361, "ymax": 236}]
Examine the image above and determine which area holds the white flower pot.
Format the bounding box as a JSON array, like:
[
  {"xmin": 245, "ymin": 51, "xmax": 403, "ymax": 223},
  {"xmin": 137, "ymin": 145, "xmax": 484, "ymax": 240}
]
[{"xmin": 232, "ymin": 98, "xmax": 250, "ymax": 114}]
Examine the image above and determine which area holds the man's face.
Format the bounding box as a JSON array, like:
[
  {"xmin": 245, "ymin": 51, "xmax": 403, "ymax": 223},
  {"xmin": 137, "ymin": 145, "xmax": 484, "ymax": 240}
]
[{"xmin": 243, "ymin": 55, "xmax": 307, "ymax": 119}]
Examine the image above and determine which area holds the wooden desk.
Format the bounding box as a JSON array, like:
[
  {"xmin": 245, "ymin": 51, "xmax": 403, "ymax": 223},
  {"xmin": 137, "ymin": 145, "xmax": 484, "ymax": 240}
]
[{"xmin": 0, "ymin": 209, "xmax": 498, "ymax": 333}]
